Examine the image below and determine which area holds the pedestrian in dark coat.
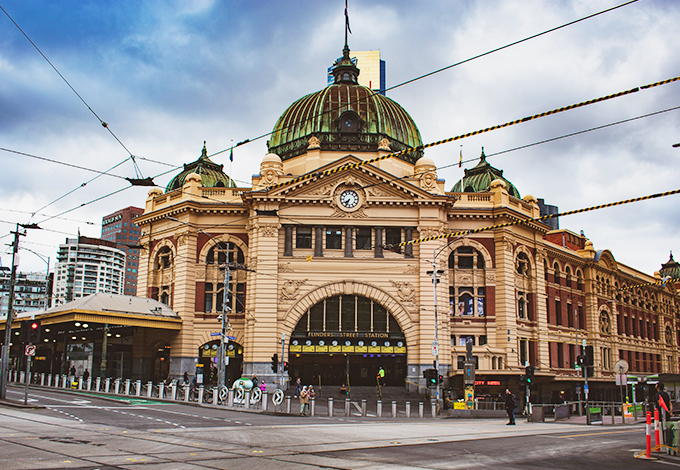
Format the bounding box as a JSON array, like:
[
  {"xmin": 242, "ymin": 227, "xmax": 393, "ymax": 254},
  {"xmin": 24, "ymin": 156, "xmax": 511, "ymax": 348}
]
[{"xmin": 505, "ymin": 389, "xmax": 516, "ymax": 425}]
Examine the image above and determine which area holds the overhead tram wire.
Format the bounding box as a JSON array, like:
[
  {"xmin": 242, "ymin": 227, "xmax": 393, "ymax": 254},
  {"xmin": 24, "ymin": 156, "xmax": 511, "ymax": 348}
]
[
  {"xmin": 389, "ymin": 188, "xmax": 680, "ymax": 250},
  {"xmin": 0, "ymin": 6, "xmax": 150, "ymax": 183},
  {"xmin": 249, "ymin": 75, "xmax": 680, "ymax": 195},
  {"xmin": 207, "ymin": 0, "xmax": 638, "ymax": 159},
  {"xmin": 353, "ymin": 103, "xmax": 680, "ymax": 193}
]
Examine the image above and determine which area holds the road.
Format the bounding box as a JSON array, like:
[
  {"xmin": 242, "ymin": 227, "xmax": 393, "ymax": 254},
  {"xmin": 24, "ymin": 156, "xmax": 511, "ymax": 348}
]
[{"xmin": 0, "ymin": 385, "xmax": 672, "ymax": 469}]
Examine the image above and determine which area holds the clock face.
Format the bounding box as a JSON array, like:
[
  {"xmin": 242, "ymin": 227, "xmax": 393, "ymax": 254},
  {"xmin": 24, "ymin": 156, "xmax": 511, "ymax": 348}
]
[{"xmin": 340, "ymin": 189, "xmax": 359, "ymax": 208}]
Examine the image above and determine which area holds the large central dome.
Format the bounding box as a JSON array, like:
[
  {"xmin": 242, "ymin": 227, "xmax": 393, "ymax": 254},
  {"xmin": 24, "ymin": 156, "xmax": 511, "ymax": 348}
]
[{"xmin": 267, "ymin": 46, "xmax": 423, "ymax": 163}]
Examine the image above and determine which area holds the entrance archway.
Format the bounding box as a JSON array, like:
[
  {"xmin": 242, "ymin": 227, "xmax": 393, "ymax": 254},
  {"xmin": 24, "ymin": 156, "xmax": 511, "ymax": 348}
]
[
  {"xmin": 288, "ymin": 294, "xmax": 407, "ymax": 386},
  {"xmin": 198, "ymin": 340, "xmax": 244, "ymax": 387},
  {"xmin": 151, "ymin": 340, "xmax": 171, "ymax": 382}
]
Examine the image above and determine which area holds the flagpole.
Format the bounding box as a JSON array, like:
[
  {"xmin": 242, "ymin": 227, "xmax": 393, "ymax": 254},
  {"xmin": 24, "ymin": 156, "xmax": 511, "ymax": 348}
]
[
  {"xmin": 229, "ymin": 140, "xmax": 233, "ymax": 187},
  {"xmin": 459, "ymin": 145, "xmax": 464, "ymax": 193}
]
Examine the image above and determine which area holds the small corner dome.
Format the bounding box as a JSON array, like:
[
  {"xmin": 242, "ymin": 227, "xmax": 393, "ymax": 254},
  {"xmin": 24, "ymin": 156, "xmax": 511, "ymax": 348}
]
[
  {"xmin": 185, "ymin": 172, "xmax": 202, "ymax": 184},
  {"xmin": 165, "ymin": 142, "xmax": 235, "ymax": 192},
  {"xmin": 262, "ymin": 153, "xmax": 282, "ymax": 164},
  {"xmin": 415, "ymin": 156, "xmax": 435, "ymax": 170}
]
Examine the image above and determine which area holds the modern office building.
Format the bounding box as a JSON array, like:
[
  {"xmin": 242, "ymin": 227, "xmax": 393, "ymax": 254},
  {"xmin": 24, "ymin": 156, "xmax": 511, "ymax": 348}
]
[
  {"xmin": 101, "ymin": 206, "xmax": 144, "ymax": 296},
  {"xmin": 328, "ymin": 49, "xmax": 385, "ymax": 95},
  {"xmin": 52, "ymin": 236, "xmax": 126, "ymax": 306}
]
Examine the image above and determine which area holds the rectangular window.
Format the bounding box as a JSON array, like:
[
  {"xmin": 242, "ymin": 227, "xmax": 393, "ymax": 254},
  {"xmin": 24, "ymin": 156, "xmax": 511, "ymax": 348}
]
[
  {"xmin": 309, "ymin": 303, "xmax": 323, "ymax": 330},
  {"xmin": 373, "ymin": 304, "xmax": 387, "ymax": 331},
  {"xmin": 385, "ymin": 227, "xmax": 401, "ymax": 246},
  {"xmin": 479, "ymin": 335, "xmax": 487, "ymax": 346},
  {"xmin": 557, "ymin": 343, "xmax": 564, "ymax": 368},
  {"xmin": 204, "ymin": 283, "xmax": 213, "ymax": 313},
  {"xmin": 355, "ymin": 227, "xmax": 372, "ymax": 250},
  {"xmin": 326, "ymin": 227, "xmax": 342, "ymax": 249},
  {"xmin": 555, "ymin": 299, "xmax": 562, "ymax": 326},
  {"xmin": 519, "ymin": 339, "xmax": 528, "ymax": 366},
  {"xmin": 296, "ymin": 226, "xmax": 312, "ymax": 249},
  {"xmin": 341, "ymin": 295, "xmax": 355, "ymax": 331},
  {"xmin": 457, "ymin": 355, "xmax": 466, "ymax": 370}
]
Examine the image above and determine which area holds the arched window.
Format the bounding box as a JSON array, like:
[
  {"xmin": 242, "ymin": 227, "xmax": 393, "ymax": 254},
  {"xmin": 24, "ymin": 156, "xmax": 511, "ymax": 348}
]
[
  {"xmin": 452, "ymin": 246, "xmax": 485, "ymax": 269},
  {"xmin": 517, "ymin": 293, "xmax": 527, "ymax": 319},
  {"xmin": 565, "ymin": 267, "xmax": 572, "ymax": 289},
  {"xmin": 448, "ymin": 246, "xmax": 488, "ymax": 317},
  {"xmin": 155, "ymin": 246, "xmax": 173, "ymax": 270},
  {"xmin": 206, "ymin": 242, "xmax": 244, "ymax": 265}
]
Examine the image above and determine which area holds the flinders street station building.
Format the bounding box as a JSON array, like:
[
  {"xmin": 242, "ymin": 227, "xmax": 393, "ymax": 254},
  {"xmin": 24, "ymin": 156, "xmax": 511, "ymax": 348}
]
[{"xmin": 57, "ymin": 45, "xmax": 679, "ymax": 403}]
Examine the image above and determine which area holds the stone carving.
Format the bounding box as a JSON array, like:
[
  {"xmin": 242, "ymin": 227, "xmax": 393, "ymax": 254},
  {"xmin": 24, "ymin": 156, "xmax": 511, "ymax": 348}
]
[
  {"xmin": 421, "ymin": 171, "xmax": 437, "ymax": 191},
  {"xmin": 403, "ymin": 265, "xmax": 418, "ymax": 275},
  {"xmin": 331, "ymin": 206, "xmax": 368, "ymax": 218},
  {"xmin": 260, "ymin": 224, "xmax": 280, "ymax": 237},
  {"xmin": 310, "ymin": 182, "xmax": 335, "ymax": 196},
  {"xmin": 280, "ymin": 279, "xmax": 308, "ymax": 301},
  {"xmin": 419, "ymin": 227, "xmax": 441, "ymax": 239},
  {"xmin": 390, "ymin": 280, "xmax": 416, "ymax": 304},
  {"xmin": 278, "ymin": 262, "xmax": 294, "ymax": 273},
  {"xmin": 308, "ymin": 136, "xmax": 321, "ymax": 149},
  {"xmin": 366, "ymin": 186, "xmax": 388, "ymax": 197},
  {"xmin": 485, "ymin": 272, "xmax": 496, "ymax": 283},
  {"xmin": 378, "ymin": 137, "xmax": 391, "ymax": 151},
  {"xmin": 457, "ymin": 273, "xmax": 473, "ymax": 285}
]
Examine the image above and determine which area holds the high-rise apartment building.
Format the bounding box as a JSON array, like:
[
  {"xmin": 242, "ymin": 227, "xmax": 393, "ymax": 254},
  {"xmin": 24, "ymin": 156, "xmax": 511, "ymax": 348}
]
[
  {"xmin": 328, "ymin": 50, "xmax": 385, "ymax": 94},
  {"xmin": 0, "ymin": 269, "xmax": 51, "ymax": 319},
  {"xmin": 53, "ymin": 236, "xmax": 125, "ymax": 306},
  {"xmin": 101, "ymin": 206, "xmax": 144, "ymax": 296}
]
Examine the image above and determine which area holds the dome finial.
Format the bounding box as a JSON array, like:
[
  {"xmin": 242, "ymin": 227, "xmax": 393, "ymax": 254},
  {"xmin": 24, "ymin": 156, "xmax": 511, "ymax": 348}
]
[
  {"xmin": 201, "ymin": 141, "xmax": 208, "ymax": 159},
  {"xmin": 480, "ymin": 146, "xmax": 486, "ymax": 162}
]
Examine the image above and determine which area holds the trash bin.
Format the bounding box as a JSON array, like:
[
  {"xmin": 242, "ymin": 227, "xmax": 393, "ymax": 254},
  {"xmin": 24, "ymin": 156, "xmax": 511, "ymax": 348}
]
[{"xmin": 666, "ymin": 421, "xmax": 678, "ymax": 455}]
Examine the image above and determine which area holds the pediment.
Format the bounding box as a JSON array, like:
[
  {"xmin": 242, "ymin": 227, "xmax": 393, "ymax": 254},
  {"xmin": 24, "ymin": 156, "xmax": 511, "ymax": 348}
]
[{"xmin": 260, "ymin": 155, "xmax": 444, "ymax": 206}]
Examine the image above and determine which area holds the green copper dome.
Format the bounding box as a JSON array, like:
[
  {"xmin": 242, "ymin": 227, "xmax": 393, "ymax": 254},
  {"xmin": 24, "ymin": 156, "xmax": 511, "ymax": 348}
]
[
  {"xmin": 451, "ymin": 148, "xmax": 520, "ymax": 198},
  {"xmin": 267, "ymin": 46, "xmax": 423, "ymax": 163},
  {"xmin": 166, "ymin": 142, "xmax": 235, "ymax": 192}
]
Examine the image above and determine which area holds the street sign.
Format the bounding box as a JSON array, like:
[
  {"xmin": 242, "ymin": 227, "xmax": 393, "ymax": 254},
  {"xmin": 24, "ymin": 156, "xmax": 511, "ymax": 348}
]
[
  {"xmin": 210, "ymin": 332, "xmax": 221, "ymax": 336},
  {"xmin": 584, "ymin": 384, "xmax": 589, "ymax": 393},
  {"xmin": 614, "ymin": 359, "xmax": 629, "ymax": 375},
  {"xmin": 576, "ymin": 385, "xmax": 581, "ymax": 394},
  {"xmin": 431, "ymin": 341, "xmax": 438, "ymax": 357},
  {"xmin": 25, "ymin": 345, "xmax": 36, "ymax": 356}
]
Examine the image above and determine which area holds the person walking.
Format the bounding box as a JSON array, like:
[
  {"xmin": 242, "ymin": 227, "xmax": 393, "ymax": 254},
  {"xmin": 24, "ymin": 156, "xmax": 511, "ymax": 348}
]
[
  {"xmin": 294, "ymin": 377, "xmax": 302, "ymax": 398},
  {"xmin": 82, "ymin": 369, "xmax": 90, "ymax": 383},
  {"xmin": 656, "ymin": 382, "xmax": 673, "ymax": 421},
  {"xmin": 299, "ymin": 385, "xmax": 309, "ymax": 416},
  {"xmin": 377, "ymin": 366, "xmax": 386, "ymax": 386},
  {"xmin": 505, "ymin": 389, "xmax": 516, "ymax": 425}
]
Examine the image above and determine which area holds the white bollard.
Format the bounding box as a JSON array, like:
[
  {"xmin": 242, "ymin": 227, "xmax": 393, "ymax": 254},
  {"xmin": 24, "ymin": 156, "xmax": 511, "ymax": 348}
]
[
  {"xmin": 169, "ymin": 382, "xmax": 176, "ymax": 400},
  {"xmin": 345, "ymin": 398, "xmax": 351, "ymax": 417},
  {"xmin": 47, "ymin": 374, "xmax": 52, "ymax": 387},
  {"xmin": 105, "ymin": 378, "xmax": 111, "ymax": 393},
  {"xmin": 158, "ymin": 383, "xmax": 165, "ymax": 400},
  {"xmin": 406, "ymin": 401, "xmax": 411, "ymax": 418},
  {"xmin": 228, "ymin": 389, "xmax": 234, "ymax": 407},
  {"xmin": 213, "ymin": 387, "xmax": 218, "ymax": 406},
  {"xmin": 362, "ymin": 399, "xmax": 367, "ymax": 417},
  {"xmin": 328, "ymin": 397, "xmax": 334, "ymax": 417},
  {"xmin": 146, "ymin": 381, "xmax": 153, "ymax": 398},
  {"xmin": 114, "ymin": 378, "xmax": 121, "ymax": 394},
  {"xmin": 40, "ymin": 373, "xmax": 45, "ymax": 386},
  {"xmin": 285, "ymin": 395, "xmax": 291, "ymax": 414},
  {"xmin": 95, "ymin": 377, "xmax": 101, "ymax": 392},
  {"xmin": 62, "ymin": 375, "xmax": 68, "ymax": 388},
  {"xmin": 20, "ymin": 371, "xmax": 25, "ymax": 383},
  {"xmin": 124, "ymin": 379, "xmax": 131, "ymax": 395},
  {"xmin": 419, "ymin": 402, "xmax": 424, "ymax": 418},
  {"xmin": 184, "ymin": 385, "xmax": 190, "ymax": 402},
  {"xmin": 377, "ymin": 400, "xmax": 382, "ymax": 418},
  {"xmin": 310, "ymin": 398, "xmax": 315, "ymax": 416},
  {"xmin": 431, "ymin": 402, "xmax": 436, "ymax": 417},
  {"xmin": 198, "ymin": 386, "xmax": 204, "ymax": 403},
  {"xmin": 244, "ymin": 391, "xmax": 250, "ymax": 409},
  {"xmin": 135, "ymin": 380, "xmax": 142, "ymax": 396},
  {"xmin": 262, "ymin": 392, "xmax": 268, "ymax": 411},
  {"xmin": 392, "ymin": 401, "xmax": 397, "ymax": 418}
]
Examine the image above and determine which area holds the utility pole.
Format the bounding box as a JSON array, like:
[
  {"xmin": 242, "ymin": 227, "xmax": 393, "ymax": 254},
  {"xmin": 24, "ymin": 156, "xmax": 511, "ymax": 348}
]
[
  {"xmin": 1, "ymin": 224, "xmax": 25, "ymax": 399},
  {"xmin": 217, "ymin": 244, "xmax": 231, "ymax": 389},
  {"xmin": 427, "ymin": 248, "xmax": 445, "ymax": 413}
]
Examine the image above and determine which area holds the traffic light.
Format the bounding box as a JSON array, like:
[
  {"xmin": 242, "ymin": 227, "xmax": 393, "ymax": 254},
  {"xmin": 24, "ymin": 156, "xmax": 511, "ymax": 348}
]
[
  {"xmin": 438, "ymin": 374, "xmax": 444, "ymax": 384},
  {"xmin": 525, "ymin": 365, "xmax": 535, "ymax": 384},
  {"xmin": 19, "ymin": 321, "xmax": 30, "ymax": 343},
  {"xmin": 423, "ymin": 368, "xmax": 437, "ymax": 386},
  {"xmin": 283, "ymin": 361, "xmax": 289, "ymax": 372},
  {"xmin": 28, "ymin": 320, "xmax": 41, "ymax": 343},
  {"xmin": 271, "ymin": 353, "xmax": 278, "ymax": 373}
]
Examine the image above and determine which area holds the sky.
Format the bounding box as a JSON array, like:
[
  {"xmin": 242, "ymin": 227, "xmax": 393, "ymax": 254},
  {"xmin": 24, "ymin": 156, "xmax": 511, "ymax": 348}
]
[{"xmin": 0, "ymin": 0, "xmax": 679, "ymax": 277}]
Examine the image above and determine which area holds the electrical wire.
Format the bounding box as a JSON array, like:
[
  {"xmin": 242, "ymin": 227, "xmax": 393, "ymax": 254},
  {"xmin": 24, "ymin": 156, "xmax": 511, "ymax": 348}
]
[
  {"xmin": 0, "ymin": 5, "xmax": 143, "ymax": 177},
  {"xmin": 0, "ymin": 208, "xmax": 96, "ymax": 226},
  {"xmin": 252, "ymin": 74, "xmax": 680, "ymax": 194},
  {"xmin": 395, "ymin": 187, "xmax": 680, "ymax": 248},
  {"xmin": 208, "ymin": 0, "xmax": 639, "ymax": 158}
]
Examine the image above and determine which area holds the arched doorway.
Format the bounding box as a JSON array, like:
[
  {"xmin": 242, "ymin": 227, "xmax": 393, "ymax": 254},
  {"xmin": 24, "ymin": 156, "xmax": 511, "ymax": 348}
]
[
  {"xmin": 152, "ymin": 341, "xmax": 171, "ymax": 382},
  {"xmin": 289, "ymin": 294, "xmax": 406, "ymax": 387},
  {"xmin": 198, "ymin": 340, "xmax": 244, "ymax": 387}
]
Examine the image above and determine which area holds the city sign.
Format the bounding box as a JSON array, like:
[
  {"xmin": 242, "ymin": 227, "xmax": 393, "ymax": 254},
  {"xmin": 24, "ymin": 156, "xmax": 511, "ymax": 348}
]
[{"xmin": 25, "ymin": 345, "xmax": 36, "ymax": 356}]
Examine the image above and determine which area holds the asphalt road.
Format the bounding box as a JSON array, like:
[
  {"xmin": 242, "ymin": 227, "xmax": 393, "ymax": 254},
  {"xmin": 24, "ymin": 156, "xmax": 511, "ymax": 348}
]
[{"xmin": 0, "ymin": 385, "xmax": 674, "ymax": 470}]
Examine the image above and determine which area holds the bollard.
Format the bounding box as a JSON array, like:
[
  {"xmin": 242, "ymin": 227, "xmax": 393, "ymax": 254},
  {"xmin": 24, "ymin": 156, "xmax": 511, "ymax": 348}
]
[
  {"xmin": 105, "ymin": 378, "xmax": 111, "ymax": 393},
  {"xmin": 285, "ymin": 395, "xmax": 291, "ymax": 414},
  {"xmin": 245, "ymin": 391, "xmax": 250, "ymax": 409},
  {"xmin": 611, "ymin": 404, "xmax": 616, "ymax": 425},
  {"xmin": 63, "ymin": 375, "xmax": 68, "ymax": 388},
  {"xmin": 184, "ymin": 385, "xmax": 190, "ymax": 402},
  {"xmin": 228, "ymin": 389, "xmax": 234, "ymax": 407},
  {"xmin": 197, "ymin": 386, "xmax": 204, "ymax": 403},
  {"xmin": 392, "ymin": 401, "xmax": 397, "ymax": 418},
  {"xmin": 40, "ymin": 373, "xmax": 45, "ymax": 386},
  {"xmin": 85, "ymin": 378, "xmax": 91, "ymax": 391},
  {"xmin": 419, "ymin": 402, "xmax": 424, "ymax": 418},
  {"xmin": 310, "ymin": 397, "xmax": 315, "ymax": 416},
  {"xmin": 47, "ymin": 374, "xmax": 52, "ymax": 387},
  {"xmin": 95, "ymin": 377, "xmax": 101, "ymax": 392},
  {"xmin": 345, "ymin": 398, "xmax": 351, "ymax": 417},
  {"xmin": 431, "ymin": 401, "xmax": 436, "ymax": 417},
  {"xmin": 655, "ymin": 409, "xmax": 660, "ymax": 448},
  {"xmin": 170, "ymin": 382, "xmax": 176, "ymax": 400},
  {"xmin": 124, "ymin": 379, "xmax": 131, "ymax": 395},
  {"xmin": 20, "ymin": 371, "xmax": 25, "ymax": 383},
  {"xmin": 361, "ymin": 399, "xmax": 367, "ymax": 417},
  {"xmin": 211, "ymin": 387, "xmax": 217, "ymax": 405},
  {"xmin": 78, "ymin": 378, "xmax": 83, "ymax": 390},
  {"xmin": 328, "ymin": 397, "xmax": 334, "ymax": 417},
  {"xmin": 159, "ymin": 383, "xmax": 165, "ymax": 400},
  {"xmin": 377, "ymin": 400, "xmax": 382, "ymax": 418},
  {"xmin": 146, "ymin": 381, "xmax": 152, "ymax": 398},
  {"xmin": 406, "ymin": 401, "xmax": 411, "ymax": 418},
  {"xmin": 135, "ymin": 380, "xmax": 142, "ymax": 397},
  {"xmin": 262, "ymin": 392, "xmax": 268, "ymax": 411},
  {"xmin": 647, "ymin": 411, "xmax": 652, "ymax": 458}
]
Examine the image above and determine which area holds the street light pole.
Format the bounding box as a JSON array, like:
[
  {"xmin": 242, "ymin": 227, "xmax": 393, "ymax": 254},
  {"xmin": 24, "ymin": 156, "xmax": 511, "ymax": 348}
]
[
  {"xmin": 427, "ymin": 248, "xmax": 445, "ymax": 413},
  {"xmin": 0, "ymin": 224, "xmax": 23, "ymax": 399}
]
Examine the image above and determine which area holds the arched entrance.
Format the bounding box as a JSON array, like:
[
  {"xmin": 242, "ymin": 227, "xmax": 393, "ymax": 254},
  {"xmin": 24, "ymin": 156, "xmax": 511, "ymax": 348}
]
[
  {"xmin": 289, "ymin": 294, "xmax": 407, "ymax": 387},
  {"xmin": 198, "ymin": 340, "xmax": 244, "ymax": 387}
]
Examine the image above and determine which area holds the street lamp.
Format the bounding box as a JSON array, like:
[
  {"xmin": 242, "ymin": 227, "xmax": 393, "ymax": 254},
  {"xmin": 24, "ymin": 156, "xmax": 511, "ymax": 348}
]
[{"xmin": 21, "ymin": 247, "xmax": 50, "ymax": 310}]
